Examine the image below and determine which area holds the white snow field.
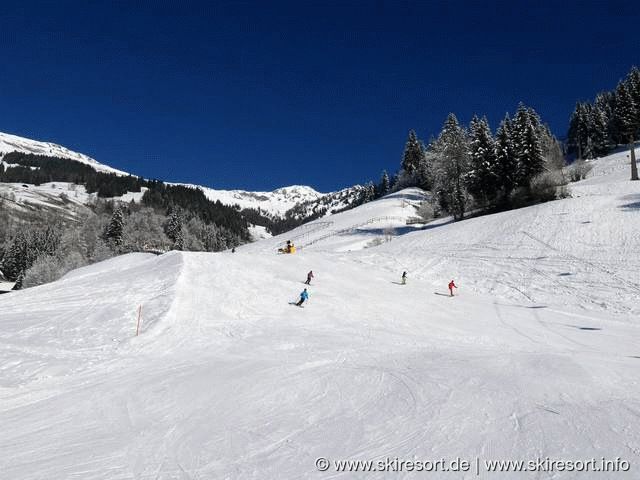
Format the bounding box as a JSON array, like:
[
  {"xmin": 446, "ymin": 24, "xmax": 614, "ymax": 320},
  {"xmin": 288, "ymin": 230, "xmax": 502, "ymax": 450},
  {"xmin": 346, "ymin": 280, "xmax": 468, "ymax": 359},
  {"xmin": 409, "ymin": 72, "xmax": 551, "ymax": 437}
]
[{"xmin": 1, "ymin": 150, "xmax": 640, "ymax": 479}]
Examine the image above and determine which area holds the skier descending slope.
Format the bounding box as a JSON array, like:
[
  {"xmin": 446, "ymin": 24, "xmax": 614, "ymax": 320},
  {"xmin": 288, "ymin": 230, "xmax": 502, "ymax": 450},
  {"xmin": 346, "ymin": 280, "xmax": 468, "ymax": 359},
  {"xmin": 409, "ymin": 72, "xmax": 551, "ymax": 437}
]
[
  {"xmin": 449, "ymin": 279, "xmax": 457, "ymax": 296},
  {"xmin": 294, "ymin": 288, "xmax": 309, "ymax": 307},
  {"xmin": 305, "ymin": 271, "xmax": 314, "ymax": 285},
  {"xmin": 401, "ymin": 271, "xmax": 407, "ymax": 285}
]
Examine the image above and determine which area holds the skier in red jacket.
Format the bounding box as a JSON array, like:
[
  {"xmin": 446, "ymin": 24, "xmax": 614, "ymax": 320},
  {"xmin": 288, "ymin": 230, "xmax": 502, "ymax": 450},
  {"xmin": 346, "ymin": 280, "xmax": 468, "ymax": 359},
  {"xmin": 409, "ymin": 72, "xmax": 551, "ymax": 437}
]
[{"xmin": 448, "ymin": 279, "xmax": 457, "ymax": 296}]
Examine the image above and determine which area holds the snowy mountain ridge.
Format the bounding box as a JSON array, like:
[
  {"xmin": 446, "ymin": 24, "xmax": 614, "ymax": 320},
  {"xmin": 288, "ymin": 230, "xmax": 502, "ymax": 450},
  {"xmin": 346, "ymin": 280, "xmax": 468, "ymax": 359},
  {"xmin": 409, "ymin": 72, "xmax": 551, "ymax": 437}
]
[
  {"xmin": 0, "ymin": 130, "xmax": 361, "ymax": 219},
  {"xmin": 0, "ymin": 131, "xmax": 129, "ymax": 176},
  {"xmin": 188, "ymin": 184, "xmax": 349, "ymax": 218}
]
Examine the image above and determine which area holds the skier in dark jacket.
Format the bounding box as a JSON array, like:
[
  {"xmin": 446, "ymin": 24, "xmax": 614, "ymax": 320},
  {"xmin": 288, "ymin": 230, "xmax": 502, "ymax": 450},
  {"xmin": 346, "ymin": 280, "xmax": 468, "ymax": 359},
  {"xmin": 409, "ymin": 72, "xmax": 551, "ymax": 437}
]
[
  {"xmin": 296, "ymin": 288, "xmax": 309, "ymax": 306},
  {"xmin": 401, "ymin": 271, "xmax": 407, "ymax": 284},
  {"xmin": 305, "ymin": 270, "xmax": 314, "ymax": 285}
]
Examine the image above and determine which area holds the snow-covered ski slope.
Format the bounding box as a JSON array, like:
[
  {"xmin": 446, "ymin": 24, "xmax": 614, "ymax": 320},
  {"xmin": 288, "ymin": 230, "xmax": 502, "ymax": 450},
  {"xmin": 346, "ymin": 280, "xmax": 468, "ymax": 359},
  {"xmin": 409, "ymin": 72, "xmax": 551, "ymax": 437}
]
[{"xmin": 1, "ymin": 150, "xmax": 639, "ymax": 479}]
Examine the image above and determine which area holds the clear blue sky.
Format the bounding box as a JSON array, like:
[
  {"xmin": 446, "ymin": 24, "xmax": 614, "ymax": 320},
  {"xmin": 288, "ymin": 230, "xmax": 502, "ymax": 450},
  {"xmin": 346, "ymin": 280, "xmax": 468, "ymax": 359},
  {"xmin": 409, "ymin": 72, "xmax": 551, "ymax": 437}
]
[{"xmin": 0, "ymin": 0, "xmax": 638, "ymax": 192}]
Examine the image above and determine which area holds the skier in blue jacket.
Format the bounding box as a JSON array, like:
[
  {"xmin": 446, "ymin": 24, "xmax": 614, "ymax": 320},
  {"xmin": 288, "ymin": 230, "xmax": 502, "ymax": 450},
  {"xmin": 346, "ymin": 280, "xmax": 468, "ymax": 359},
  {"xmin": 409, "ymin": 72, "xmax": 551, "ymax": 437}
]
[{"xmin": 296, "ymin": 288, "xmax": 309, "ymax": 306}]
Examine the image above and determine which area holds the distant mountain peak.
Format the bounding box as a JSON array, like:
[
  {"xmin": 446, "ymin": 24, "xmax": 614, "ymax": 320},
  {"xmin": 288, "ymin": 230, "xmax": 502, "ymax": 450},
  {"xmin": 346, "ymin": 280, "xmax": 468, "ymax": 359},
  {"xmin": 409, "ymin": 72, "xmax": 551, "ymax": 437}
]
[{"xmin": 0, "ymin": 130, "xmax": 365, "ymax": 222}]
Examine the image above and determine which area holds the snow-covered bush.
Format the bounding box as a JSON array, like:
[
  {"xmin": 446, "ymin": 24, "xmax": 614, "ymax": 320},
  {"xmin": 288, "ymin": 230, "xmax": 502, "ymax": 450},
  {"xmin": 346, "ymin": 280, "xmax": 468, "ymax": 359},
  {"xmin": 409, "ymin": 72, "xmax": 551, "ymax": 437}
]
[
  {"xmin": 416, "ymin": 200, "xmax": 437, "ymax": 221},
  {"xmin": 529, "ymin": 171, "xmax": 570, "ymax": 202},
  {"xmin": 565, "ymin": 161, "xmax": 593, "ymax": 182},
  {"xmin": 23, "ymin": 251, "xmax": 85, "ymax": 288}
]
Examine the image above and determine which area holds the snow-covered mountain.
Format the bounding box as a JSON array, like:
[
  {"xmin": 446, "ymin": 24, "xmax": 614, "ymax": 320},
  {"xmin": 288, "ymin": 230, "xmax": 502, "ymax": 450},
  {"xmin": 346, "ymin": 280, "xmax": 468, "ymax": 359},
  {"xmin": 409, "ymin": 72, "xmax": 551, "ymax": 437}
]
[
  {"xmin": 1, "ymin": 148, "xmax": 639, "ymax": 478},
  {"xmin": 0, "ymin": 131, "xmax": 129, "ymax": 176},
  {"xmin": 193, "ymin": 183, "xmax": 363, "ymax": 218},
  {"xmin": 198, "ymin": 184, "xmax": 325, "ymax": 216},
  {"xmin": 0, "ymin": 131, "xmax": 363, "ymax": 221}
]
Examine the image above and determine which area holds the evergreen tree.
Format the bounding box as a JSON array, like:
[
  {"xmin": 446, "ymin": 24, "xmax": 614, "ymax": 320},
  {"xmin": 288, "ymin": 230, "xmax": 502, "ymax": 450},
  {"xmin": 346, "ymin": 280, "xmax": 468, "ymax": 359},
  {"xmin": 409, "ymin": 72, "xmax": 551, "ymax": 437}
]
[
  {"xmin": 13, "ymin": 270, "xmax": 25, "ymax": 290},
  {"xmin": 513, "ymin": 104, "xmax": 545, "ymax": 187},
  {"xmin": 1, "ymin": 227, "xmax": 60, "ymax": 281},
  {"xmin": 430, "ymin": 113, "xmax": 470, "ymax": 220},
  {"xmin": 625, "ymin": 66, "xmax": 640, "ymax": 131},
  {"xmin": 568, "ymin": 99, "xmax": 610, "ymax": 160},
  {"xmin": 593, "ymin": 93, "xmax": 612, "ymax": 156},
  {"xmin": 104, "ymin": 206, "xmax": 125, "ymax": 246},
  {"xmin": 614, "ymin": 80, "xmax": 640, "ymax": 180},
  {"xmin": 362, "ymin": 182, "xmax": 376, "ymax": 203},
  {"xmin": 1, "ymin": 233, "xmax": 27, "ymax": 281},
  {"xmin": 379, "ymin": 171, "xmax": 390, "ymax": 196},
  {"xmin": 538, "ymin": 123, "xmax": 565, "ymax": 170},
  {"xmin": 166, "ymin": 208, "xmax": 184, "ymax": 250},
  {"xmin": 568, "ymin": 102, "xmax": 587, "ymax": 159},
  {"xmin": 614, "ymin": 81, "xmax": 637, "ymax": 141},
  {"xmin": 401, "ymin": 129, "xmax": 424, "ymax": 175},
  {"xmin": 399, "ymin": 129, "xmax": 429, "ymax": 188},
  {"xmin": 494, "ymin": 113, "xmax": 517, "ymax": 201},
  {"xmin": 467, "ymin": 115, "xmax": 497, "ymax": 206}
]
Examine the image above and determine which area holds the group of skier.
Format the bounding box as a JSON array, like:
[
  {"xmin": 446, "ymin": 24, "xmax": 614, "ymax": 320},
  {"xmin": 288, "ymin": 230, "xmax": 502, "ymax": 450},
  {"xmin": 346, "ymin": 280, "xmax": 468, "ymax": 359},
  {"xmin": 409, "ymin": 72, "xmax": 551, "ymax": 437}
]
[
  {"xmin": 293, "ymin": 270, "xmax": 458, "ymax": 308},
  {"xmin": 401, "ymin": 272, "xmax": 457, "ymax": 295},
  {"xmin": 294, "ymin": 270, "xmax": 314, "ymax": 306}
]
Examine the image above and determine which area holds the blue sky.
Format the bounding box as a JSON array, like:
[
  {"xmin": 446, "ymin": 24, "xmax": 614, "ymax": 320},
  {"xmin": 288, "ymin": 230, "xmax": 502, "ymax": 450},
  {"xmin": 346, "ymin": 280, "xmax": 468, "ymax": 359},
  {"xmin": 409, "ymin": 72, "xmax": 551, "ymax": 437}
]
[{"xmin": 0, "ymin": 1, "xmax": 638, "ymax": 192}]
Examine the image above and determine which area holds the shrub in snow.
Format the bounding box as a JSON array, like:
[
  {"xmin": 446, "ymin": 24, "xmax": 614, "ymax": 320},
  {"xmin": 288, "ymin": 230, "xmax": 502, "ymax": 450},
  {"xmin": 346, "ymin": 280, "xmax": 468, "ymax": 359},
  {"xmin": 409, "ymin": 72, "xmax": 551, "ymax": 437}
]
[
  {"xmin": 23, "ymin": 251, "xmax": 85, "ymax": 288},
  {"xmin": 416, "ymin": 200, "xmax": 437, "ymax": 221},
  {"xmin": 529, "ymin": 171, "xmax": 570, "ymax": 203},
  {"xmin": 566, "ymin": 161, "xmax": 593, "ymax": 182}
]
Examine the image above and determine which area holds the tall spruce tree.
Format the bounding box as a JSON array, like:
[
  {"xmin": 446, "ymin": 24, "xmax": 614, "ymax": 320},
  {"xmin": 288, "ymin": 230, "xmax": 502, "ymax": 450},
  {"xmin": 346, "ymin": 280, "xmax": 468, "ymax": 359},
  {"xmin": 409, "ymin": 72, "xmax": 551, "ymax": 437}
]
[
  {"xmin": 399, "ymin": 129, "xmax": 428, "ymax": 188},
  {"xmin": 431, "ymin": 113, "xmax": 470, "ymax": 220},
  {"xmin": 614, "ymin": 80, "xmax": 640, "ymax": 180},
  {"xmin": 401, "ymin": 129, "xmax": 424, "ymax": 174},
  {"xmin": 379, "ymin": 171, "xmax": 390, "ymax": 196},
  {"xmin": 166, "ymin": 207, "xmax": 184, "ymax": 250},
  {"xmin": 625, "ymin": 66, "xmax": 640, "ymax": 133},
  {"xmin": 494, "ymin": 113, "xmax": 517, "ymax": 201},
  {"xmin": 105, "ymin": 206, "xmax": 125, "ymax": 246},
  {"xmin": 593, "ymin": 93, "xmax": 612, "ymax": 156},
  {"xmin": 568, "ymin": 102, "xmax": 586, "ymax": 159},
  {"xmin": 513, "ymin": 104, "xmax": 545, "ymax": 187},
  {"xmin": 467, "ymin": 115, "xmax": 497, "ymax": 206}
]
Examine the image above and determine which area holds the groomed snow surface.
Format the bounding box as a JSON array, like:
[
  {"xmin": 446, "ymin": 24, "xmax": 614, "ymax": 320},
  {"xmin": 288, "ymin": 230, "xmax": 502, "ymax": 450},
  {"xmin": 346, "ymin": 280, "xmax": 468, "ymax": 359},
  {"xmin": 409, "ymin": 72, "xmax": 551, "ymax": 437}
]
[{"xmin": 1, "ymin": 149, "xmax": 640, "ymax": 479}]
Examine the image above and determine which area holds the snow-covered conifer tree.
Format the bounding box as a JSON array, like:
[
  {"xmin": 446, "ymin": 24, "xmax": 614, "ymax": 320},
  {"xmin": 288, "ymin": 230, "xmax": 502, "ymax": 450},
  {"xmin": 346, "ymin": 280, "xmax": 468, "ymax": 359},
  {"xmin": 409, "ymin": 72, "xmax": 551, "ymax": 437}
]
[
  {"xmin": 614, "ymin": 80, "xmax": 640, "ymax": 180},
  {"xmin": 513, "ymin": 104, "xmax": 545, "ymax": 187},
  {"xmin": 467, "ymin": 115, "xmax": 497, "ymax": 206},
  {"xmin": 105, "ymin": 206, "xmax": 125, "ymax": 246},
  {"xmin": 494, "ymin": 113, "xmax": 517, "ymax": 201},
  {"xmin": 166, "ymin": 208, "xmax": 184, "ymax": 250},
  {"xmin": 379, "ymin": 171, "xmax": 390, "ymax": 196},
  {"xmin": 398, "ymin": 129, "xmax": 429, "ymax": 188},
  {"xmin": 430, "ymin": 113, "xmax": 470, "ymax": 220}
]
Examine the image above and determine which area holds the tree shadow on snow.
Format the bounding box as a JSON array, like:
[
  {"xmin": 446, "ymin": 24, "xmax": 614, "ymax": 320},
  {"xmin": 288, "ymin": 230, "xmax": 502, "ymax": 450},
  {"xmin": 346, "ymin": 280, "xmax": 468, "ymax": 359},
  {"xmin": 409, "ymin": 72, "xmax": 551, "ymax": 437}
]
[
  {"xmin": 493, "ymin": 302, "xmax": 548, "ymax": 309},
  {"xmin": 563, "ymin": 324, "xmax": 602, "ymax": 331},
  {"xmin": 619, "ymin": 201, "xmax": 640, "ymax": 210},
  {"xmin": 619, "ymin": 193, "xmax": 640, "ymax": 210}
]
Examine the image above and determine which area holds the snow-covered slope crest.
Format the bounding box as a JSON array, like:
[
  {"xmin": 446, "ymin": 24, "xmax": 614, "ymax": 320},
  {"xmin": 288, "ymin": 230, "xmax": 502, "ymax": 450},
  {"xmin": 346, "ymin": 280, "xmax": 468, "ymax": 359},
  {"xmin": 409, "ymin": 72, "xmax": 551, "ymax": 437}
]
[
  {"xmin": 240, "ymin": 187, "xmax": 428, "ymax": 253},
  {"xmin": 0, "ymin": 131, "xmax": 129, "ymax": 176}
]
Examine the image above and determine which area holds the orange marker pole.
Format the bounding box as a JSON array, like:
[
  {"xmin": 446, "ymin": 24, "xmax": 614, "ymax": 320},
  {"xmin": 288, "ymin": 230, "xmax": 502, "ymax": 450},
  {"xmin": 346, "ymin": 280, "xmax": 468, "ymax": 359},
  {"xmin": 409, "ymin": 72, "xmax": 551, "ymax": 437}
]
[{"xmin": 135, "ymin": 305, "xmax": 142, "ymax": 336}]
